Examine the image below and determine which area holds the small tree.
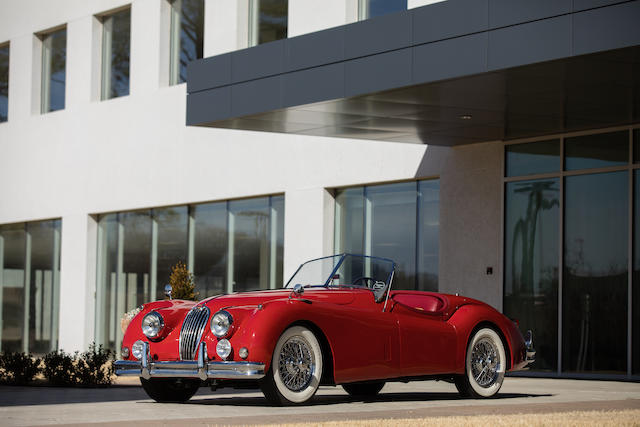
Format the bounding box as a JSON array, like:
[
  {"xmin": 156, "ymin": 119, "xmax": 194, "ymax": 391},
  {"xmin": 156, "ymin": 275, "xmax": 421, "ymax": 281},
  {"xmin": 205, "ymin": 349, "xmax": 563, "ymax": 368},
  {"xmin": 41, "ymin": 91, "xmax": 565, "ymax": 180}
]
[{"xmin": 168, "ymin": 261, "xmax": 198, "ymax": 300}]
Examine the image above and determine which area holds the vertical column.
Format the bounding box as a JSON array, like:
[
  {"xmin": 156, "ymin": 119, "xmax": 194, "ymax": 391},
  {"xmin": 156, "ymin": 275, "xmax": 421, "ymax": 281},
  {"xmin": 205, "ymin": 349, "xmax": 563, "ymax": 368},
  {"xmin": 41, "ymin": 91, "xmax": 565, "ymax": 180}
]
[
  {"xmin": 269, "ymin": 200, "xmax": 278, "ymax": 289},
  {"xmin": 100, "ymin": 16, "xmax": 112, "ymax": 100},
  {"xmin": 288, "ymin": 0, "xmax": 357, "ymax": 37},
  {"xmin": 22, "ymin": 227, "xmax": 31, "ymax": 353},
  {"xmin": 188, "ymin": 206, "xmax": 195, "ymax": 273},
  {"xmin": 226, "ymin": 208, "xmax": 235, "ymax": 294},
  {"xmin": 204, "ymin": 0, "xmax": 250, "ymax": 56},
  {"xmin": 40, "ymin": 35, "xmax": 51, "ymax": 114},
  {"xmin": 130, "ymin": 0, "xmax": 162, "ymax": 95},
  {"xmin": 58, "ymin": 214, "xmax": 98, "ymax": 353},
  {"xmin": 115, "ymin": 222, "xmax": 125, "ymax": 356},
  {"xmin": 150, "ymin": 216, "xmax": 158, "ymax": 300},
  {"xmin": 49, "ymin": 224, "xmax": 61, "ymax": 350},
  {"xmin": 94, "ymin": 219, "xmax": 106, "ymax": 347},
  {"xmin": 66, "ymin": 16, "xmax": 94, "ymax": 108},
  {"xmin": 283, "ymin": 188, "xmax": 335, "ymax": 282}
]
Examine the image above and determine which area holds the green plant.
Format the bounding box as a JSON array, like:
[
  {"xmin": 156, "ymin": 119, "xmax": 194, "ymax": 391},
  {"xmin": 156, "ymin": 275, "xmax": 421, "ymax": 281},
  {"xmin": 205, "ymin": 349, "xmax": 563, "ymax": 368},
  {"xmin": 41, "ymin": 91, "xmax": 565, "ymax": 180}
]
[
  {"xmin": 0, "ymin": 352, "xmax": 42, "ymax": 385},
  {"xmin": 42, "ymin": 343, "xmax": 115, "ymax": 387},
  {"xmin": 168, "ymin": 261, "xmax": 198, "ymax": 300},
  {"xmin": 75, "ymin": 343, "xmax": 114, "ymax": 386},
  {"xmin": 42, "ymin": 350, "xmax": 76, "ymax": 386}
]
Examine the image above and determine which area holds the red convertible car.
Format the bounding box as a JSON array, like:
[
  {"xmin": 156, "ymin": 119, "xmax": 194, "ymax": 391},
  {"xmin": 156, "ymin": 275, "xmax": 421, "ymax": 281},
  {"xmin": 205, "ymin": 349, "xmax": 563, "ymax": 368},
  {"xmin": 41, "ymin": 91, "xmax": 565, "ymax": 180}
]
[{"xmin": 115, "ymin": 254, "xmax": 535, "ymax": 405}]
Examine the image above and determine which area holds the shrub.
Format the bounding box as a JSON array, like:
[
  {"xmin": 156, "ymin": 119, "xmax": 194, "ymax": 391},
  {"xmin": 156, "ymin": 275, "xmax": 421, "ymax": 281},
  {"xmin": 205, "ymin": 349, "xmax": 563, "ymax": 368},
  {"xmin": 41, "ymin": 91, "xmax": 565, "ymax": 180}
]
[
  {"xmin": 169, "ymin": 261, "xmax": 199, "ymax": 300},
  {"xmin": 42, "ymin": 350, "xmax": 76, "ymax": 386},
  {"xmin": 75, "ymin": 343, "xmax": 114, "ymax": 386},
  {"xmin": 43, "ymin": 343, "xmax": 115, "ymax": 387},
  {"xmin": 0, "ymin": 352, "xmax": 42, "ymax": 385}
]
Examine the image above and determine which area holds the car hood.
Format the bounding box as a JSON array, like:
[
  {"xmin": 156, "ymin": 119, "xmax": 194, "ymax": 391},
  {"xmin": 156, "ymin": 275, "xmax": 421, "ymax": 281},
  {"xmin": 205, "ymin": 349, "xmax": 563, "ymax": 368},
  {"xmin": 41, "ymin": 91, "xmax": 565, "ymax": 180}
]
[{"xmin": 198, "ymin": 288, "xmax": 360, "ymax": 309}]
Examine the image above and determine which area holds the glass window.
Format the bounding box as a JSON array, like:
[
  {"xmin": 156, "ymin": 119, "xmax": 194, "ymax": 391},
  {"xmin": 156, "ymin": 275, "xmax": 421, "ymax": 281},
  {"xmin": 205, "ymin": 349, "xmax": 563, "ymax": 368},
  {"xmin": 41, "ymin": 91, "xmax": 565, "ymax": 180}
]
[
  {"xmin": 249, "ymin": 0, "xmax": 288, "ymax": 47},
  {"xmin": 335, "ymin": 179, "xmax": 440, "ymax": 291},
  {"xmin": 41, "ymin": 28, "xmax": 66, "ymax": 113},
  {"xmin": 0, "ymin": 220, "xmax": 60, "ymax": 354},
  {"xmin": 359, "ymin": 0, "xmax": 407, "ymax": 20},
  {"xmin": 505, "ymin": 139, "xmax": 560, "ymax": 177},
  {"xmin": 0, "ymin": 43, "xmax": 8, "ymax": 123},
  {"xmin": 634, "ymin": 170, "xmax": 640, "ymax": 374},
  {"xmin": 229, "ymin": 198, "xmax": 270, "ymax": 292},
  {"xmin": 368, "ymin": 183, "xmax": 417, "ymax": 290},
  {"xmin": 95, "ymin": 196, "xmax": 284, "ymax": 353},
  {"xmin": 154, "ymin": 207, "xmax": 188, "ymax": 299},
  {"xmin": 563, "ymin": 171, "xmax": 628, "ymax": 374},
  {"xmin": 417, "ymin": 180, "xmax": 440, "ymax": 292},
  {"xmin": 565, "ymin": 131, "xmax": 628, "ymax": 171},
  {"xmin": 193, "ymin": 202, "xmax": 227, "ymax": 297},
  {"xmin": 169, "ymin": 0, "xmax": 204, "ymax": 85},
  {"xmin": 504, "ymin": 179, "xmax": 559, "ymax": 371},
  {"xmin": 0, "ymin": 223, "xmax": 26, "ymax": 352},
  {"xmin": 101, "ymin": 8, "xmax": 130, "ymax": 100}
]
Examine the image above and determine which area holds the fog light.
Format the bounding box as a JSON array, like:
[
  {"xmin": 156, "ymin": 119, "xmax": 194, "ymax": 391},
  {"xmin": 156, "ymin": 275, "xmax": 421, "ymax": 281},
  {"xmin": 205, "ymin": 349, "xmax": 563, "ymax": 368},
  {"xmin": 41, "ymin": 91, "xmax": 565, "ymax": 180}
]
[
  {"xmin": 216, "ymin": 339, "xmax": 232, "ymax": 360},
  {"xmin": 238, "ymin": 347, "xmax": 249, "ymax": 359},
  {"xmin": 121, "ymin": 346, "xmax": 130, "ymax": 359},
  {"xmin": 132, "ymin": 340, "xmax": 146, "ymax": 360}
]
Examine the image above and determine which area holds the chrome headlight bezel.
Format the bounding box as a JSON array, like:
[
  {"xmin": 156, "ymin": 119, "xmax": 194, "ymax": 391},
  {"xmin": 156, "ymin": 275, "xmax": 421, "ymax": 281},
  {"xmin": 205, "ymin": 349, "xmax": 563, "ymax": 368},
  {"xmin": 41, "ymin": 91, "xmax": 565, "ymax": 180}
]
[
  {"xmin": 141, "ymin": 311, "xmax": 164, "ymax": 339},
  {"xmin": 210, "ymin": 310, "xmax": 233, "ymax": 338}
]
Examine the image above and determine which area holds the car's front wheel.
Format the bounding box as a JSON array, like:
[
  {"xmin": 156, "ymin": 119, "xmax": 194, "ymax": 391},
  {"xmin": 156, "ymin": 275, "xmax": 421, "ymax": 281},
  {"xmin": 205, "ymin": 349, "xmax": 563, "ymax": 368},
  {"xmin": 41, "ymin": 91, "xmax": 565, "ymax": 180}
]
[
  {"xmin": 454, "ymin": 327, "xmax": 506, "ymax": 398},
  {"xmin": 140, "ymin": 377, "xmax": 200, "ymax": 403},
  {"xmin": 260, "ymin": 326, "xmax": 323, "ymax": 405}
]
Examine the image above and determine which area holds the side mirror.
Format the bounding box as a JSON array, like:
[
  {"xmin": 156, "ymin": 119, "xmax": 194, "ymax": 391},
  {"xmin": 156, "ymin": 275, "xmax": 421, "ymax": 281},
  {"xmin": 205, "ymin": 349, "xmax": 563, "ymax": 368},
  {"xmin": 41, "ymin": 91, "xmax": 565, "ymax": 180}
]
[
  {"xmin": 164, "ymin": 284, "xmax": 173, "ymax": 300},
  {"xmin": 289, "ymin": 284, "xmax": 304, "ymax": 300}
]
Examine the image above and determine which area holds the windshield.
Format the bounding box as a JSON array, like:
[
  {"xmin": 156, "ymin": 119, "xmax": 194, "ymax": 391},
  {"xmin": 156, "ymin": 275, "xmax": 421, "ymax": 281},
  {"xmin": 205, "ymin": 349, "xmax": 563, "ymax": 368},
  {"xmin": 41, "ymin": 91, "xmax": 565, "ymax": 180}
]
[{"xmin": 285, "ymin": 254, "xmax": 396, "ymax": 301}]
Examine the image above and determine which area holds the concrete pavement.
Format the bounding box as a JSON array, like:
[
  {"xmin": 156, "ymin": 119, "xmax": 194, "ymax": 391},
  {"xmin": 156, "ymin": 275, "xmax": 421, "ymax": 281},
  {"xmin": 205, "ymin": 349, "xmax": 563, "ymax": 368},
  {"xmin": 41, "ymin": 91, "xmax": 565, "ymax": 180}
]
[{"xmin": 0, "ymin": 377, "xmax": 638, "ymax": 426}]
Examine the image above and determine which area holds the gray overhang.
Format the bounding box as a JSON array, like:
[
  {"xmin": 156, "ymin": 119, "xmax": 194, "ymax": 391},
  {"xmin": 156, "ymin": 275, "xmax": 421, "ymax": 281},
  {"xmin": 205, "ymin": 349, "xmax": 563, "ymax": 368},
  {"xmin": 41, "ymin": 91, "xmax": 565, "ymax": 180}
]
[{"xmin": 186, "ymin": 0, "xmax": 640, "ymax": 146}]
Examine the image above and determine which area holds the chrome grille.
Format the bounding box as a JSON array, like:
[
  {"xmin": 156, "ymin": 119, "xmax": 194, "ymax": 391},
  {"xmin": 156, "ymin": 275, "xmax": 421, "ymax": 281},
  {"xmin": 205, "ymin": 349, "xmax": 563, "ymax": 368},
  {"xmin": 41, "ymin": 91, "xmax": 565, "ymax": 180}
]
[{"xmin": 179, "ymin": 305, "xmax": 210, "ymax": 360}]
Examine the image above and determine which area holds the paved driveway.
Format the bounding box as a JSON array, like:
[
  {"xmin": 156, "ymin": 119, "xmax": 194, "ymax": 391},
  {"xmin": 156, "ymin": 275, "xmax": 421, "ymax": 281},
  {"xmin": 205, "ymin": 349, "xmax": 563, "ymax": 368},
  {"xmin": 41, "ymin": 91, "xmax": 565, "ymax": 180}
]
[{"xmin": 0, "ymin": 378, "xmax": 638, "ymax": 426}]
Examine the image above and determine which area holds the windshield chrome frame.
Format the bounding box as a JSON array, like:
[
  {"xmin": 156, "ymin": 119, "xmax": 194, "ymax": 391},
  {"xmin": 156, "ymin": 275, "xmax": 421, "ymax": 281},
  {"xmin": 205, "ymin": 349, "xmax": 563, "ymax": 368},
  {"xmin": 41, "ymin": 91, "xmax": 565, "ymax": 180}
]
[{"xmin": 285, "ymin": 254, "xmax": 397, "ymax": 301}]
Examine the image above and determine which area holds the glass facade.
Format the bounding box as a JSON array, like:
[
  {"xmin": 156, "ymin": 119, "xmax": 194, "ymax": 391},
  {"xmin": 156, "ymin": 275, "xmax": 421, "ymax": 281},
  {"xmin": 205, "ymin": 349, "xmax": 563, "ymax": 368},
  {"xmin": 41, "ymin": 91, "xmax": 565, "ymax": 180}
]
[
  {"xmin": 0, "ymin": 220, "xmax": 61, "ymax": 354},
  {"xmin": 504, "ymin": 178, "xmax": 559, "ymax": 371},
  {"xmin": 101, "ymin": 8, "xmax": 130, "ymax": 100},
  {"xmin": 249, "ymin": 0, "xmax": 288, "ymax": 47},
  {"xmin": 95, "ymin": 196, "xmax": 284, "ymax": 353},
  {"xmin": 359, "ymin": 0, "xmax": 407, "ymax": 20},
  {"xmin": 40, "ymin": 28, "xmax": 66, "ymax": 113},
  {"xmin": 0, "ymin": 43, "xmax": 9, "ymax": 122},
  {"xmin": 504, "ymin": 127, "xmax": 639, "ymax": 377},
  {"xmin": 334, "ymin": 179, "xmax": 439, "ymax": 291},
  {"xmin": 169, "ymin": 0, "xmax": 204, "ymax": 85}
]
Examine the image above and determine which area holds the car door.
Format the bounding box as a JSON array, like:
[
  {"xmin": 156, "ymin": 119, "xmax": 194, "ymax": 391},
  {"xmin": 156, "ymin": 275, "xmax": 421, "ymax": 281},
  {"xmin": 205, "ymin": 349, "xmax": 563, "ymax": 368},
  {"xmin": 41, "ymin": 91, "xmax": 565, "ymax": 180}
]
[{"xmin": 391, "ymin": 292, "xmax": 457, "ymax": 377}]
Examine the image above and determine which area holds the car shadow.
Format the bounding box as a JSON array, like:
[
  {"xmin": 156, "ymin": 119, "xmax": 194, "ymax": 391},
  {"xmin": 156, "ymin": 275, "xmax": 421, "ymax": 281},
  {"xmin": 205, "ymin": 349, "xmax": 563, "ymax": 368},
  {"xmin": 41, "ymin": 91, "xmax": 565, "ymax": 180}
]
[
  {"xmin": 188, "ymin": 391, "xmax": 552, "ymax": 407},
  {"xmin": 0, "ymin": 385, "xmax": 248, "ymax": 407}
]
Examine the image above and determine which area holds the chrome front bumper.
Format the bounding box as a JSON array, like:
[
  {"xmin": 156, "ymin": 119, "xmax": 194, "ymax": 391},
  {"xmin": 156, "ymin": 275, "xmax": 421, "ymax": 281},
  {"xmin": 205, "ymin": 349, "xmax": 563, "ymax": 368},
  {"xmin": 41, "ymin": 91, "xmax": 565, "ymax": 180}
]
[{"xmin": 114, "ymin": 342, "xmax": 265, "ymax": 381}]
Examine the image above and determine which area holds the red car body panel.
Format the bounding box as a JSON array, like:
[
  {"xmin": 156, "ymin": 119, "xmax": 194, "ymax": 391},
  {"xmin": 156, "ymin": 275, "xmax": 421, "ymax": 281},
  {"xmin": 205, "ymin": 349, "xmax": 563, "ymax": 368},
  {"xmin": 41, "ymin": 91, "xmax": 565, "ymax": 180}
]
[{"xmin": 121, "ymin": 287, "xmax": 530, "ymax": 384}]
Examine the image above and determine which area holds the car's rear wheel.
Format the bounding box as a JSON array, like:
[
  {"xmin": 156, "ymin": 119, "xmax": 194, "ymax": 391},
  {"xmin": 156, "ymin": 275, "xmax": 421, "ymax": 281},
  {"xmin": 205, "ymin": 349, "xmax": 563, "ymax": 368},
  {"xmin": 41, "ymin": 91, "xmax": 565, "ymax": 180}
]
[
  {"xmin": 140, "ymin": 377, "xmax": 200, "ymax": 403},
  {"xmin": 342, "ymin": 381, "xmax": 385, "ymax": 397},
  {"xmin": 260, "ymin": 326, "xmax": 323, "ymax": 406},
  {"xmin": 454, "ymin": 327, "xmax": 506, "ymax": 398}
]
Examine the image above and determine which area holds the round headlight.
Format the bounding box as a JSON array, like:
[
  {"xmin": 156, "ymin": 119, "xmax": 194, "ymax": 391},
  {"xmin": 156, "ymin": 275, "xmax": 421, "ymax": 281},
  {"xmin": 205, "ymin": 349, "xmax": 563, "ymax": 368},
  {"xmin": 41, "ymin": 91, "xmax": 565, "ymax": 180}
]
[
  {"xmin": 141, "ymin": 311, "xmax": 164, "ymax": 338},
  {"xmin": 210, "ymin": 310, "xmax": 233, "ymax": 338},
  {"xmin": 216, "ymin": 339, "xmax": 232, "ymax": 360},
  {"xmin": 131, "ymin": 340, "xmax": 145, "ymax": 360}
]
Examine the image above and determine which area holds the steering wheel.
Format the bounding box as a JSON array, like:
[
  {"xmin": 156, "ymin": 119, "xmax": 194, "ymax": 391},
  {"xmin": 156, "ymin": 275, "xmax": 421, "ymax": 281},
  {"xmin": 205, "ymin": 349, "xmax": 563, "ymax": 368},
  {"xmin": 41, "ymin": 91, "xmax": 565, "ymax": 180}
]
[{"xmin": 352, "ymin": 276, "xmax": 376, "ymax": 288}]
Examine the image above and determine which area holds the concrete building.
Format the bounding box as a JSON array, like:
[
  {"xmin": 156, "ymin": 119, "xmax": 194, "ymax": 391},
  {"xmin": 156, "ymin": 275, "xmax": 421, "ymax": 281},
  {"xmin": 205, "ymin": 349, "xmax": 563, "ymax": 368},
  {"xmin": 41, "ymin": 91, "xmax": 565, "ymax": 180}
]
[{"xmin": 0, "ymin": 0, "xmax": 638, "ymax": 380}]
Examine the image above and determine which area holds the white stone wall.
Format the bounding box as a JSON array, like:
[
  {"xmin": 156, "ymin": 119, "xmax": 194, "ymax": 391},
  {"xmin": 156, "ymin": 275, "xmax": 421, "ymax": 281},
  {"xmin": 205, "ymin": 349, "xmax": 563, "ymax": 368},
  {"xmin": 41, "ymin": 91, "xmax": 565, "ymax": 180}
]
[{"xmin": 0, "ymin": 0, "xmax": 502, "ymax": 352}]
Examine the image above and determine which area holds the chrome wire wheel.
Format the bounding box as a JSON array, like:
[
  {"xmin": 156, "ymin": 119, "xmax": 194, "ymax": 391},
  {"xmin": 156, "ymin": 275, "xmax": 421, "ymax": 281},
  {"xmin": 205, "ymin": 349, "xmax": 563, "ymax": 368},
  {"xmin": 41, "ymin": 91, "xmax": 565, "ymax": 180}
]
[
  {"xmin": 278, "ymin": 337, "xmax": 315, "ymax": 392},
  {"xmin": 455, "ymin": 327, "xmax": 506, "ymax": 398},
  {"xmin": 470, "ymin": 337, "xmax": 500, "ymax": 387},
  {"xmin": 260, "ymin": 326, "xmax": 323, "ymax": 405}
]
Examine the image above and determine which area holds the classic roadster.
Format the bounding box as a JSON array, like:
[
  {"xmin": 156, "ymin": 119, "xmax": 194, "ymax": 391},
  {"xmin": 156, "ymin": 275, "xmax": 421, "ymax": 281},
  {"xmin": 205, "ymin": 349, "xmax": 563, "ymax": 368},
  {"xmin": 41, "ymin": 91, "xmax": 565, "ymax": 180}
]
[{"xmin": 115, "ymin": 254, "xmax": 535, "ymax": 405}]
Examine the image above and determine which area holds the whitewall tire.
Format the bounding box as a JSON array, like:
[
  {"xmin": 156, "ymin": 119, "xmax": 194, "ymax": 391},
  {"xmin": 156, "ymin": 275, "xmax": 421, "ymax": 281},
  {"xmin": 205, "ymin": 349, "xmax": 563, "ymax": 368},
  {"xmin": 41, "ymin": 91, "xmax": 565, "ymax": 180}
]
[
  {"xmin": 455, "ymin": 327, "xmax": 506, "ymax": 398},
  {"xmin": 260, "ymin": 326, "xmax": 323, "ymax": 405}
]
